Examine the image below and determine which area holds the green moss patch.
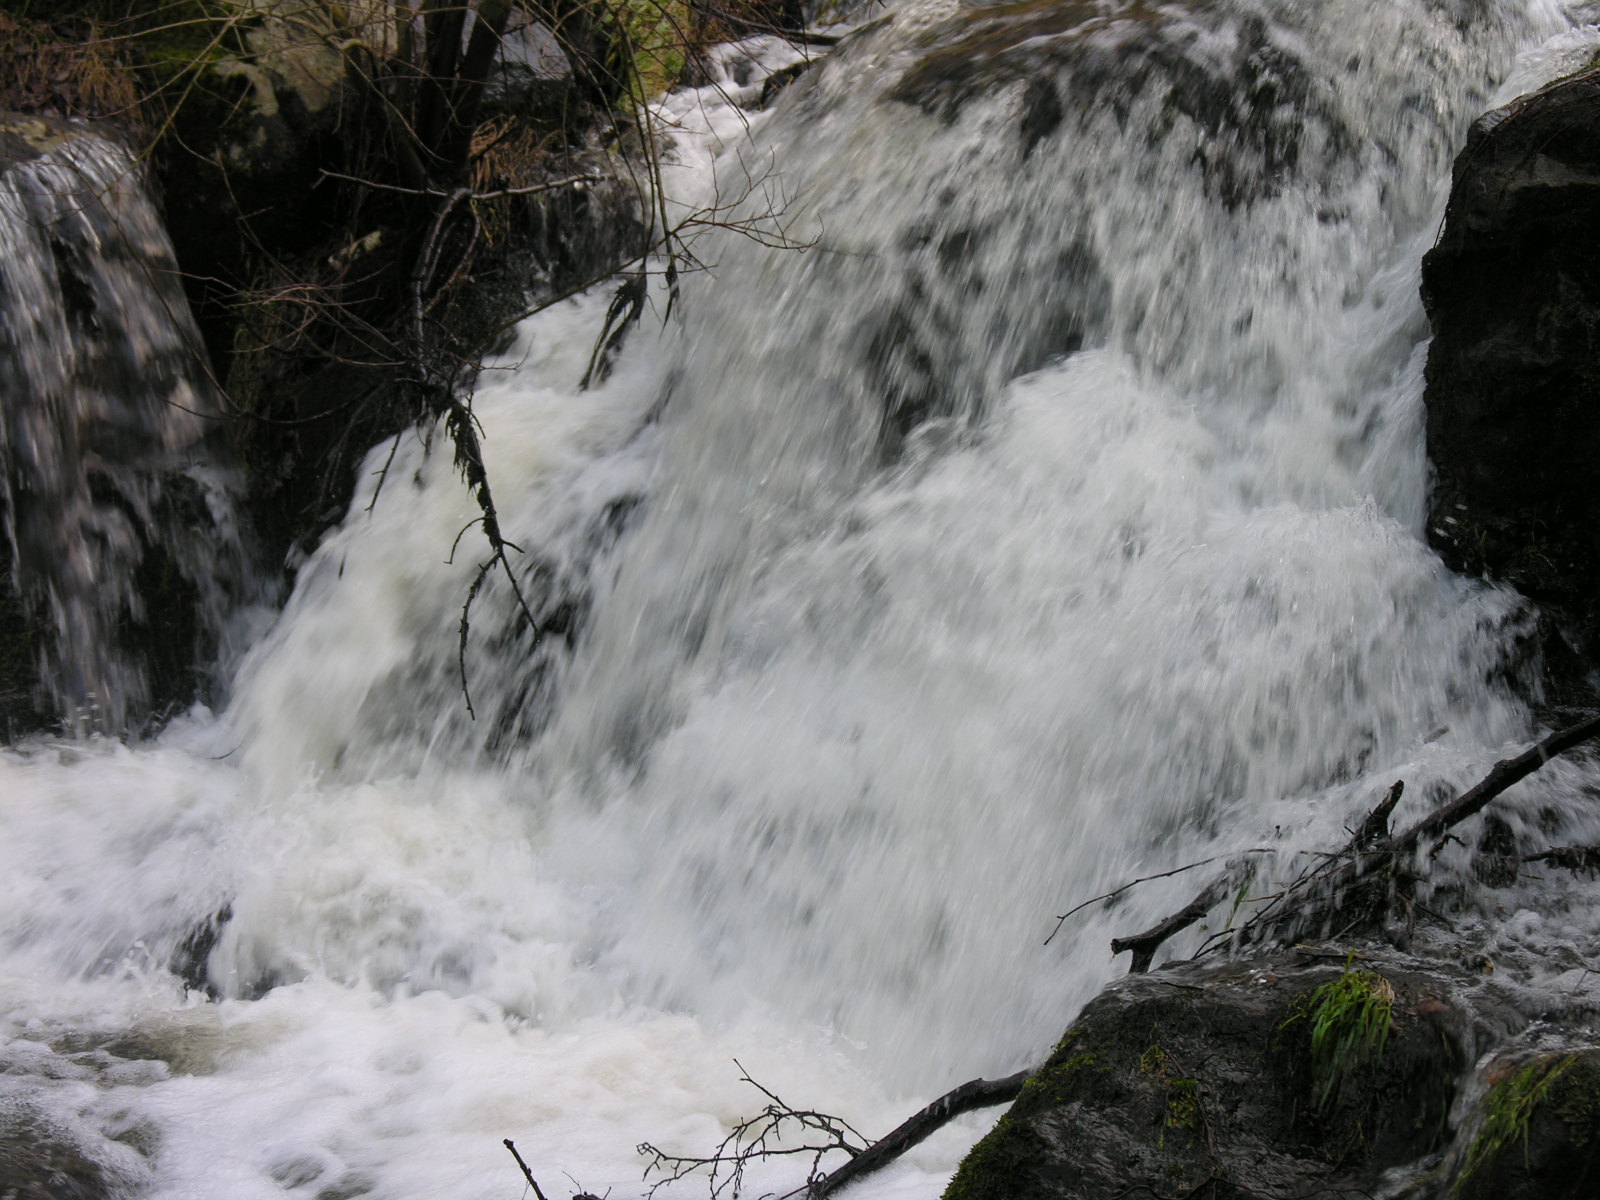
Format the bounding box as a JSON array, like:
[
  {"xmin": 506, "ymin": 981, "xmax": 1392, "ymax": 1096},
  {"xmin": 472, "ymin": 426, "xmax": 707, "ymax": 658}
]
[{"xmin": 1458, "ymin": 1055, "xmax": 1576, "ymax": 1192}]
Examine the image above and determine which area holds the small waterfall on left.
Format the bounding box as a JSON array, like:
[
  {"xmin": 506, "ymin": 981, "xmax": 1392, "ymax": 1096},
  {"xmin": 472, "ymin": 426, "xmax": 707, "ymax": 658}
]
[{"xmin": 0, "ymin": 115, "xmax": 256, "ymax": 735}]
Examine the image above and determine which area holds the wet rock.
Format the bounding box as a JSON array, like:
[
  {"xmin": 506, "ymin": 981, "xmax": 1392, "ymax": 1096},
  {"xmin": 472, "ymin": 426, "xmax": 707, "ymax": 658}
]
[
  {"xmin": 0, "ymin": 113, "xmax": 257, "ymax": 736},
  {"xmin": 0, "ymin": 1097, "xmax": 152, "ymax": 1200},
  {"xmin": 943, "ymin": 948, "xmax": 1521, "ymax": 1200},
  {"xmin": 885, "ymin": 0, "xmax": 1353, "ymax": 206},
  {"xmin": 1422, "ymin": 63, "xmax": 1600, "ymax": 682},
  {"xmin": 0, "ymin": 1034, "xmax": 168, "ymax": 1200},
  {"xmin": 1449, "ymin": 1047, "xmax": 1600, "ymax": 1200},
  {"xmin": 0, "ymin": 1119, "xmax": 113, "ymax": 1200}
]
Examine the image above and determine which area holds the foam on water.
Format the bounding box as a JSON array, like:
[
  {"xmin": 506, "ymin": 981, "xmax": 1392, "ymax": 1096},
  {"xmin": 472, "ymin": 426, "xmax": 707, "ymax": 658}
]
[{"xmin": 6, "ymin": 4, "xmax": 1600, "ymax": 1198}]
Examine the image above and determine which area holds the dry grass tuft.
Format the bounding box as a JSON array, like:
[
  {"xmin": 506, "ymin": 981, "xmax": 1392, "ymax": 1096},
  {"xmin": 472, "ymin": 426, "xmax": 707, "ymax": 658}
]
[{"xmin": 0, "ymin": 12, "xmax": 143, "ymax": 124}]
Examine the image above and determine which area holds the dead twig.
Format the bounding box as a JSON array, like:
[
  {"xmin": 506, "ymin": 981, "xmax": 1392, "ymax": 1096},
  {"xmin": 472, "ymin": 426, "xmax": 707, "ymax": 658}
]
[
  {"xmin": 320, "ymin": 168, "xmax": 614, "ymax": 199},
  {"xmin": 1044, "ymin": 850, "xmax": 1270, "ymax": 947},
  {"xmin": 641, "ymin": 1061, "xmax": 1034, "ymax": 1200},
  {"xmin": 505, "ymin": 1139, "xmax": 552, "ymax": 1200},
  {"xmin": 639, "ymin": 1062, "xmax": 866, "ymax": 1200}
]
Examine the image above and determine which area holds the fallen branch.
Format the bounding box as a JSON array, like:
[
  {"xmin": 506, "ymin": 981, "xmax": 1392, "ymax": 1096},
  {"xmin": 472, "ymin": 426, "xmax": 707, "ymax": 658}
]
[
  {"xmin": 808, "ymin": 1069, "xmax": 1031, "ymax": 1198},
  {"xmin": 1111, "ymin": 878, "xmax": 1229, "ymax": 974},
  {"xmin": 505, "ymin": 1139, "xmax": 551, "ymax": 1200},
  {"xmin": 1229, "ymin": 715, "xmax": 1600, "ymax": 952},
  {"xmin": 1101, "ymin": 713, "xmax": 1600, "ymax": 969},
  {"xmin": 1388, "ymin": 713, "xmax": 1600, "ymax": 852},
  {"xmin": 1520, "ymin": 844, "xmax": 1600, "ymax": 873},
  {"xmin": 641, "ymin": 1062, "xmax": 1036, "ymax": 1200},
  {"xmin": 1350, "ymin": 780, "xmax": 1404, "ymax": 850}
]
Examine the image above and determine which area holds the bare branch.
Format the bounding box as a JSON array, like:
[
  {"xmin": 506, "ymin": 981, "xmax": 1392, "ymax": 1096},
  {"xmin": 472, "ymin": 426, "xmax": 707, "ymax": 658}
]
[
  {"xmin": 319, "ymin": 169, "xmax": 614, "ymax": 198},
  {"xmin": 504, "ymin": 1139, "xmax": 552, "ymax": 1200},
  {"xmin": 809, "ymin": 1070, "xmax": 1031, "ymax": 1199},
  {"xmin": 1044, "ymin": 850, "xmax": 1271, "ymax": 947}
]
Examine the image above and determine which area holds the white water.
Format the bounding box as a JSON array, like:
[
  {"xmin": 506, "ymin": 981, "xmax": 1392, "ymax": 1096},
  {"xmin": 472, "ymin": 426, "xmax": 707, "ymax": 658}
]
[{"xmin": 6, "ymin": 3, "xmax": 1600, "ymax": 1197}]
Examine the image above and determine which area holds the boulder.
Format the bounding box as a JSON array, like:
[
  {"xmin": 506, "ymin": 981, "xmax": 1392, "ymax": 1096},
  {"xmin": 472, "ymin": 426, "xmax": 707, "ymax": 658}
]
[
  {"xmin": 1449, "ymin": 1047, "xmax": 1600, "ymax": 1199},
  {"xmin": 943, "ymin": 947, "xmax": 1522, "ymax": 1200},
  {"xmin": 1422, "ymin": 63, "xmax": 1600, "ymax": 682}
]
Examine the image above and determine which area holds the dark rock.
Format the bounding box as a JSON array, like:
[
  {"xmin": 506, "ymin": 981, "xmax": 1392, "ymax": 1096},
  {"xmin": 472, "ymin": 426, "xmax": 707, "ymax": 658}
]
[
  {"xmin": 1422, "ymin": 63, "xmax": 1600, "ymax": 686},
  {"xmin": 943, "ymin": 948, "xmax": 1521, "ymax": 1200},
  {"xmin": 1449, "ymin": 1047, "xmax": 1600, "ymax": 1199},
  {"xmin": 759, "ymin": 60, "xmax": 814, "ymax": 110}
]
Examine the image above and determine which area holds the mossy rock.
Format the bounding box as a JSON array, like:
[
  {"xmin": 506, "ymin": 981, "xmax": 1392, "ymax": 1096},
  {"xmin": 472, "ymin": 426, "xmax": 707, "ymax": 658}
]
[
  {"xmin": 1452, "ymin": 1049, "xmax": 1600, "ymax": 1199},
  {"xmin": 945, "ymin": 949, "xmax": 1513, "ymax": 1200}
]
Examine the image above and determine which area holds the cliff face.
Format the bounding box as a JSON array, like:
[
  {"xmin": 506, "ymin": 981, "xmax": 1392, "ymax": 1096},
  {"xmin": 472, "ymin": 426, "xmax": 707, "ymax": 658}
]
[{"xmin": 1422, "ymin": 63, "xmax": 1600, "ymax": 691}]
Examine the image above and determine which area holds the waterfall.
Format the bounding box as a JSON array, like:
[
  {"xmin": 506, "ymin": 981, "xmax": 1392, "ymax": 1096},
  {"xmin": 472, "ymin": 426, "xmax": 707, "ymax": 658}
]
[
  {"xmin": 0, "ymin": 117, "xmax": 255, "ymax": 735},
  {"xmin": 3, "ymin": 3, "xmax": 1600, "ymax": 1198}
]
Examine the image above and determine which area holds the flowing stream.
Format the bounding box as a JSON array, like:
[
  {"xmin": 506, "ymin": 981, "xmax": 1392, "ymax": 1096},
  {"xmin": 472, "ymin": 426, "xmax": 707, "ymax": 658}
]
[{"xmin": 6, "ymin": 2, "xmax": 1600, "ymax": 1197}]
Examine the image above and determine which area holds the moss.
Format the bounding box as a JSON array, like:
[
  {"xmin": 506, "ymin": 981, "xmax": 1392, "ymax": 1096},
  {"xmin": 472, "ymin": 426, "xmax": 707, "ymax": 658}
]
[
  {"xmin": 1008, "ymin": 1031, "xmax": 1106, "ymax": 1118},
  {"xmin": 1548, "ymin": 1059, "xmax": 1600, "ymax": 1147},
  {"xmin": 130, "ymin": 0, "xmax": 242, "ymax": 64},
  {"xmin": 943, "ymin": 1112, "xmax": 1030, "ymax": 1200},
  {"xmin": 609, "ymin": 0, "xmax": 692, "ymax": 102},
  {"xmin": 1167, "ymin": 1076, "xmax": 1201, "ymax": 1131},
  {"xmin": 1137, "ymin": 1041, "xmax": 1201, "ymax": 1151},
  {"xmin": 1139, "ymin": 1043, "xmax": 1169, "ymax": 1077},
  {"xmin": 1458, "ymin": 1055, "xmax": 1576, "ymax": 1191},
  {"xmin": 943, "ymin": 1032, "xmax": 1108, "ymax": 1200}
]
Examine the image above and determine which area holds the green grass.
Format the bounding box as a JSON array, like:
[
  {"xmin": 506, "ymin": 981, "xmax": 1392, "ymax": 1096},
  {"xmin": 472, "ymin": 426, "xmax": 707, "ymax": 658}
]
[{"xmin": 1283, "ymin": 956, "xmax": 1395, "ymax": 1110}]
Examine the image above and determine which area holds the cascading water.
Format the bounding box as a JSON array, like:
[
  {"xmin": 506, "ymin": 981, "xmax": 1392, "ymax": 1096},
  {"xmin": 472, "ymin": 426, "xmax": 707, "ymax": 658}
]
[
  {"xmin": 4, "ymin": 2, "xmax": 1600, "ymax": 1197},
  {"xmin": 0, "ymin": 116, "xmax": 255, "ymax": 736}
]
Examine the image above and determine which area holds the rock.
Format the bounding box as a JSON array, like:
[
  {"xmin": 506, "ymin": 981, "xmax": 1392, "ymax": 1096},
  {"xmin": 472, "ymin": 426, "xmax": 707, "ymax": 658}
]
[
  {"xmin": 943, "ymin": 947, "xmax": 1522, "ymax": 1200},
  {"xmin": 0, "ymin": 1115, "xmax": 120, "ymax": 1200},
  {"xmin": 0, "ymin": 1100, "xmax": 148, "ymax": 1200},
  {"xmin": 1448, "ymin": 1047, "xmax": 1600, "ymax": 1199},
  {"xmin": 0, "ymin": 113, "xmax": 257, "ymax": 735},
  {"xmin": 885, "ymin": 0, "xmax": 1355, "ymax": 206},
  {"xmin": 1422, "ymin": 63, "xmax": 1600, "ymax": 681}
]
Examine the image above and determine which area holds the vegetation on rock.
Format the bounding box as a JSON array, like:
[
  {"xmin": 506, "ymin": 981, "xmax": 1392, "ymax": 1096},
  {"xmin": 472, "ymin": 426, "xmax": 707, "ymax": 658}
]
[
  {"xmin": 1281, "ymin": 956, "xmax": 1395, "ymax": 1111},
  {"xmin": 1453, "ymin": 1049, "xmax": 1600, "ymax": 1199}
]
